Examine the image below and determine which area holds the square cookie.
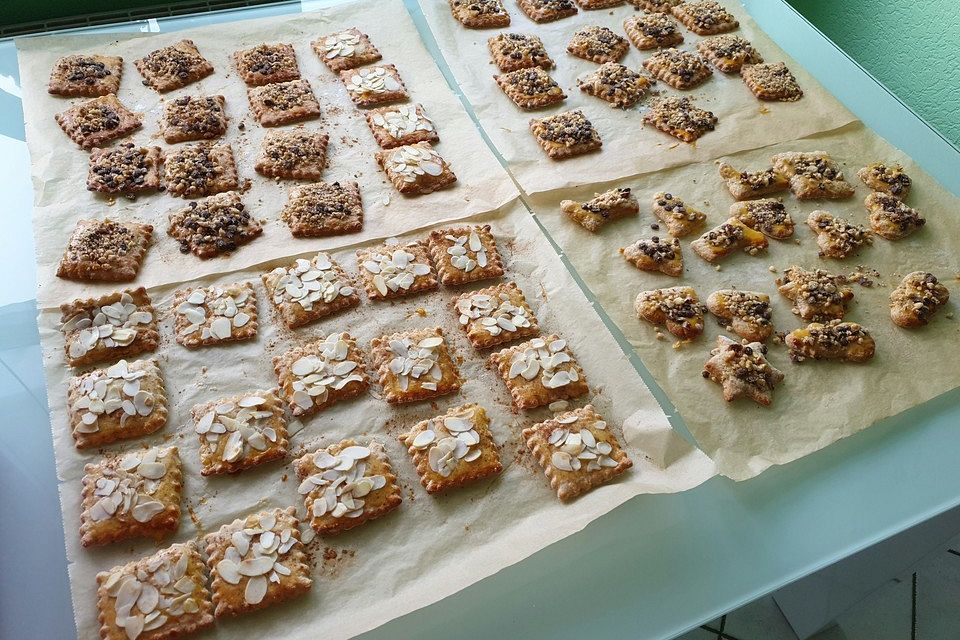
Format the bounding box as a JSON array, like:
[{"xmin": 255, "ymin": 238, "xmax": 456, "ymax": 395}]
[
  {"xmin": 57, "ymin": 219, "xmax": 153, "ymax": 282},
  {"xmin": 96, "ymin": 542, "xmax": 214, "ymax": 639},
  {"xmin": 168, "ymin": 191, "xmax": 262, "ymax": 258},
  {"xmin": 696, "ymin": 34, "xmax": 762, "ymax": 72},
  {"xmin": 262, "ymin": 252, "xmax": 360, "ymax": 329},
  {"xmin": 80, "ymin": 445, "xmax": 181, "ymax": 547},
  {"xmin": 135, "ymin": 39, "xmax": 214, "ymax": 92},
  {"xmin": 68, "ymin": 358, "xmax": 167, "ymax": 449},
  {"xmin": 629, "ymin": 0, "xmax": 681, "ymax": 10},
  {"xmin": 488, "ymin": 33, "xmax": 554, "ymax": 72},
  {"xmin": 55, "ymin": 94, "xmax": 141, "ymax": 149},
  {"xmin": 87, "ymin": 143, "xmax": 162, "ymax": 194},
  {"xmin": 771, "ymin": 151, "xmax": 856, "ymax": 200},
  {"xmin": 255, "ymin": 129, "xmax": 329, "ymax": 181},
  {"xmin": 450, "ymin": 0, "xmax": 511, "ymax": 28},
  {"xmin": 567, "ymin": 26, "xmax": 630, "ymax": 64},
  {"xmin": 718, "ymin": 162, "xmax": 789, "ymax": 200},
  {"xmin": 60, "ymin": 288, "xmax": 159, "ymax": 368},
  {"xmin": 642, "ymin": 47, "xmax": 711, "ymax": 89},
  {"xmin": 643, "ymin": 96, "xmax": 717, "ymax": 142},
  {"xmin": 495, "ymin": 67, "xmax": 567, "ymax": 110},
  {"xmin": 357, "ymin": 242, "xmax": 439, "ymax": 300},
  {"xmin": 48, "ymin": 54, "xmax": 123, "ymax": 97},
  {"xmin": 371, "ymin": 327, "xmax": 463, "ymax": 403},
  {"xmin": 173, "ymin": 282, "xmax": 258, "ymax": 348},
  {"xmin": 274, "ymin": 332, "xmax": 369, "ymax": 417},
  {"xmin": 340, "ymin": 64, "xmax": 409, "ymax": 107},
  {"xmin": 575, "ymin": 0, "xmax": 624, "ymax": 7},
  {"xmin": 161, "ymin": 95, "xmax": 228, "ymax": 144},
  {"xmin": 192, "ymin": 391, "xmax": 288, "ymax": 476},
  {"xmin": 427, "ymin": 224, "xmax": 505, "ymax": 285},
  {"xmin": 295, "ymin": 439, "xmax": 402, "ymax": 535},
  {"xmin": 453, "ymin": 281, "xmax": 540, "ymax": 349},
  {"xmin": 517, "ymin": 0, "xmax": 578, "ymax": 23},
  {"xmin": 577, "ymin": 63, "xmax": 655, "ymax": 109},
  {"xmin": 399, "ymin": 403, "xmax": 503, "ymax": 493},
  {"xmin": 281, "ymin": 181, "xmax": 363, "ymax": 237},
  {"xmin": 247, "ymin": 79, "xmax": 321, "ymax": 126},
  {"xmin": 529, "ymin": 110, "xmax": 602, "ymax": 160},
  {"xmin": 365, "ymin": 103, "xmax": 438, "ymax": 149},
  {"xmin": 376, "ymin": 142, "xmax": 457, "ymax": 195},
  {"xmin": 671, "ymin": 0, "xmax": 739, "ymax": 35},
  {"xmin": 560, "ymin": 187, "xmax": 639, "ymax": 231},
  {"xmin": 233, "ymin": 43, "xmax": 300, "ymax": 86},
  {"xmin": 741, "ymin": 62, "xmax": 803, "ymax": 101},
  {"xmin": 523, "ymin": 404, "xmax": 632, "ymax": 501},
  {"xmin": 204, "ymin": 508, "xmax": 312, "ymax": 617},
  {"xmin": 489, "ymin": 334, "xmax": 589, "ymax": 409},
  {"xmin": 163, "ymin": 143, "xmax": 238, "ymax": 198},
  {"xmin": 313, "ymin": 28, "xmax": 383, "ymax": 73},
  {"xmin": 624, "ymin": 13, "xmax": 684, "ymax": 50}
]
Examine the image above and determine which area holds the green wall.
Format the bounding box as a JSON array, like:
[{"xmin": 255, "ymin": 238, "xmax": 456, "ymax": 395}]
[{"xmin": 787, "ymin": 0, "xmax": 960, "ymax": 148}]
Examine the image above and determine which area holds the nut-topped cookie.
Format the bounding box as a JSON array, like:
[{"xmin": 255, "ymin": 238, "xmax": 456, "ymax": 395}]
[
  {"xmin": 57, "ymin": 219, "xmax": 153, "ymax": 282},
  {"xmin": 561, "ymin": 187, "xmax": 639, "ymax": 232},
  {"xmin": 629, "ymin": 0, "xmax": 681, "ymax": 11},
  {"xmin": 399, "ymin": 403, "xmax": 503, "ymax": 493},
  {"xmin": 489, "ymin": 335, "xmax": 589, "ymax": 409},
  {"xmin": 771, "ymin": 151, "xmax": 856, "ymax": 200},
  {"xmin": 262, "ymin": 252, "xmax": 360, "ymax": 329},
  {"xmin": 48, "ymin": 54, "xmax": 122, "ymax": 97},
  {"xmin": 577, "ymin": 63, "xmax": 655, "ymax": 109},
  {"xmin": 696, "ymin": 34, "xmax": 762, "ymax": 72},
  {"xmin": 313, "ymin": 28, "xmax": 382, "ymax": 72},
  {"xmin": 60, "ymin": 288, "xmax": 158, "ymax": 368},
  {"xmin": 87, "ymin": 143, "xmax": 163, "ymax": 194},
  {"xmin": 427, "ymin": 224, "xmax": 505, "ymax": 285},
  {"xmin": 567, "ymin": 26, "xmax": 630, "ymax": 64},
  {"xmin": 651, "ymin": 191, "xmax": 707, "ymax": 236},
  {"xmin": 450, "ymin": 0, "xmax": 511, "ymax": 27},
  {"xmin": 858, "ymin": 162, "xmax": 911, "ymax": 198},
  {"xmin": 172, "ymin": 282, "xmax": 257, "ymax": 348},
  {"xmin": 280, "ymin": 181, "xmax": 364, "ymax": 237},
  {"xmin": 55, "ymin": 94, "xmax": 141, "ymax": 149},
  {"xmin": 161, "ymin": 95, "xmax": 227, "ymax": 144},
  {"xmin": 365, "ymin": 103, "xmax": 438, "ymax": 149},
  {"xmin": 517, "ymin": 0, "xmax": 579, "ymax": 23},
  {"xmin": 776, "ymin": 266, "xmax": 853, "ymax": 321},
  {"xmin": 620, "ymin": 236, "xmax": 684, "ymax": 276},
  {"xmin": 529, "ymin": 109, "xmax": 602, "ymax": 159},
  {"xmin": 575, "ymin": 0, "xmax": 624, "ymax": 7},
  {"xmin": 294, "ymin": 440, "xmax": 402, "ymax": 535},
  {"xmin": 163, "ymin": 142, "xmax": 238, "ymax": 198},
  {"xmin": 453, "ymin": 281, "xmax": 540, "ymax": 349},
  {"xmin": 623, "ymin": 13, "xmax": 684, "ymax": 50},
  {"xmin": 741, "ymin": 62, "xmax": 803, "ymax": 101},
  {"xmin": 670, "ymin": 0, "xmax": 739, "ymax": 35},
  {"xmin": 357, "ymin": 242, "xmax": 438, "ymax": 299},
  {"xmin": 68, "ymin": 358, "xmax": 167, "ymax": 448},
  {"xmin": 495, "ymin": 67, "xmax": 567, "ymax": 109},
  {"xmin": 273, "ymin": 332, "xmax": 368, "ymax": 417},
  {"xmin": 80, "ymin": 446, "xmax": 181, "ymax": 547},
  {"xmin": 376, "ymin": 142, "xmax": 457, "ymax": 195},
  {"xmin": 635, "ymin": 286, "xmax": 704, "ymax": 339},
  {"xmin": 522, "ymin": 404, "xmax": 632, "ymax": 501},
  {"xmin": 806, "ymin": 210, "xmax": 872, "ymax": 259},
  {"xmin": 643, "ymin": 96, "xmax": 717, "ymax": 142},
  {"xmin": 167, "ymin": 191, "xmax": 262, "ymax": 258},
  {"xmin": 96, "ymin": 542, "xmax": 214, "ymax": 640},
  {"xmin": 371, "ymin": 327, "xmax": 463, "ymax": 403},
  {"xmin": 864, "ymin": 192, "xmax": 925, "ymax": 240},
  {"xmin": 135, "ymin": 39, "xmax": 213, "ymax": 92},
  {"xmin": 691, "ymin": 218, "xmax": 768, "ymax": 262},
  {"xmin": 785, "ymin": 320, "xmax": 876, "ymax": 363},
  {"xmin": 729, "ymin": 198, "xmax": 794, "ymax": 240},
  {"xmin": 204, "ymin": 508, "xmax": 312, "ymax": 617},
  {"xmin": 233, "ymin": 43, "xmax": 300, "ymax": 86},
  {"xmin": 247, "ymin": 79, "xmax": 321, "ymax": 126},
  {"xmin": 488, "ymin": 33, "xmax": 554, "ymax": 72},
  {"xmin": 642, "ymin": 47, "xmax": 711, "ymax": 89},
  {"xmin": 718, "ymin": 162, "xmax": 789, "ymax": 200},
  {"xmin": 192, "ymin": 391, "xmax": 288, "ymax": 475},
  {"xmin": 702, "ymin": 336, "xmax": 783, "ymax": 405},
  {"xmin": 255, "ymin": 129, "xmax": 328, "ymax": 181},
  {"xmin": 889, "ymin": 272, "xmax": 950, "ymax": 328},
  {"xmin": 706, "ymin": 290, "xmax": 773, "ymax": 342},
  {"xmin": 340, "ymin": 64, "xmax": 408, "ymax": 107}
]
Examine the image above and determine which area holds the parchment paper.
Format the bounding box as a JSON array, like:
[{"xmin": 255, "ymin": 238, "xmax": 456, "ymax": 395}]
[
  {"xmin": 417, "ymin": 0, "xmax": 858, "ymax": 195},
  {"xmin": 39, "ymin": 201, "xmax": 716, "ymax": 639},
  {"xmin": 17, "ymin": 0, "xmax": 518, "ymax": 310},
  {"xmin": 526, "ymin": 121, "xmax": 960, "ymax": 480}
]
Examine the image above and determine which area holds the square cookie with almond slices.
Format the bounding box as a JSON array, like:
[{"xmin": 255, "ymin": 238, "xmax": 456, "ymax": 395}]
[
  {"xmin": 192, "ymin": 391, "xmax": 288, "ymax": 476},
  {"xmin": 273, "ymin": 332, "xmax": 369, "ymax": 418},
  {"xmin": 262, "ymin": 252, "xmax": 360, "ymax": 330},
  {"xmin": 313, "ymin": 28, "xmax": 382, "ymax": 73},
  {"xmin": 357, "ymin": 242, "xmax": 438, "ymax": 300},
  {"xmin": 172, "ymin": 282, "xmax": 257, "ymax": 349},
  {"xmin": 371, "ymin": 327, "xmax": 463, "ymax": 404},
  {"xmin": 489, "ymin": 335, "xmax": 588, "ymax": 409},
  {"xmin": 376, "ymin": 142, "xmax": 457, "ymax": 196},
  {"xmin": 340, "ymin": 64, "xmax": 408, "ymax": 107},
  {"xmin": 365, "ymin": 103, "xmax": 438, "ymax": 149},
  {"xmin": 60, "ymin": 288, "xmax": 158, "ymax": 368},
  {"xmin": 427, "ymin": 224, "xmax": 505, "ymax": 285},
  {"xmin": 453, "ymin": 281, "xmax": 540, "ymax": 350}
]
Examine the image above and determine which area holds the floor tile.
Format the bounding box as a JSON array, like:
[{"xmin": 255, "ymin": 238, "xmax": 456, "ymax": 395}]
[
  {"xmin": 722, "ymin": 595, "xmax": 798, "ymax": 639},
  {"xmin": 915, "ymin": 551, "xmax": 960, "ymax": 639},
  {"xmin": 675, "ymin": 627, "xmax": 718, "ymax": 640},
  {"xmin": 820, "ymin": 576, "xmax": 912, "ymax": 640}
]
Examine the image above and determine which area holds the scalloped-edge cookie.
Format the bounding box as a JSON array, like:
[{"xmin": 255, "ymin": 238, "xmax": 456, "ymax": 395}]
[
  {"xmin": 273, "ymin": 332, "xmax": 369, "ymax": 417},
  {"xmin": 134, "ymin": 39, "xmax": 213, "ymax": 92},
  {"xmin": 233, "ymin": 43, "xmax": 300, "ymax": 86},
  {"xmin": 567, "ymin": 26, "xmax": 630, "ymax": 64},
  {"xmin": 428, "ymin": 224, "xmax": 505, "ymax": 285},
  {"xmin": 624, "ymin": 13, "xmax": 684, "ymax": 50},
  {"xmin": 313, "ymin": 28, "xmax": 382, "ymax": 73},
  {"xmin": 670, "ymin": 0, "xmax": 739, "ymax": 35},
  {"xmin": 247, "ymin": 79, "xmax": 321, "ymax": 126},
  {"xmin": 453, "ymin": 281, "xmax": 540, "ymax": 349},
  {"xmin": 488, "ymin": 33, "xmax": 554, "ymax": 72},
  {"xmin": 340, "ymin": 64, "xmax": 408, "ymax": 107},
  {"xmin": 741, "ymin": 62, "xmax": 803, "ymax": 101},
  {"xmin": 642, "ymin": 47, "xmax": 711, "ymax": 89},
  {"xmin": 517, "ymin": 0, "xmax": 578, "ymax": 23},
  {"xmin": 163, "ymin": 142, "xmax": 238, "ymax": 198},
  {"xmin": 167, "ymin": 191, "xmax": 262, "ymax": 258},
  {"xmin": 161, "ymin": 95, "xmax": 227, "ymax": 144},
  {"xmin": 57, "ymin": 219, "xmax": 153, "ymax": 282},
  {"xmin": 530, "ymin": 109, "xmax": 602, "ymax": 159},
  {"xmin": 48, "ymin": 54, "xmax": 122, "ymax": 97},
  {"xmin": 357, "ymin": 241, "xmax": 439, "ymax": 300},
  {"xmin": 262, "ymin": 252, "xmax": 360, "ymax": 329},
  {"xmin": 376, "ymin": 142, "xmax": 457, "ymax": 195},
  {"xmin": 489, "ymin": 334, "xmax": 588, "ymax": 409},
  {"xmin": 172, "ymin": 282, "xmax": 258, "ymax": 348},
  {"xmin": 60, "ymin": 288, "xmax": 158, "ymax": 368},
  {"xmin": 696, "ymin": 34, "xmax": 761, "ymax": 72},
  {"xmin": 577, "ymin": 63, "xmax": 655, "ymax": 109},
  {"xmin": 55, "ymin": 94, "xmax": 141, "ymax": 149},
  {"xmin": 495, "ymin": 67, "xmax": 566, "ymax": 109},
  {"xmin": 255, "ymin": 129, "xmax": 328, "ymax": 181},
  {"xmin": 371, "ymin": 327, "xmax": 463, "ymax": 404},
  {"xmin": 450, "ymin": 0, "xmax": 511, "ymax": 27},
  {"xmin": 192, "ymin": 390, "xmax": 288, "ymax": 476},
  {"xmin": 281, "ymin": 181, "xmax": 364, "ymax": 237},
  {"xmin": 87, "ymin": 143, "xmax": 162, "ymax": 194}
]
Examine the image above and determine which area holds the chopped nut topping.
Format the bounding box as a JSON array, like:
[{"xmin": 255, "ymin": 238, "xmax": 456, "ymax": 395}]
[
  {"xmin": 63, "ymin": 220, "xmax": 139, "ymax": 265},
  {"xmin": 489, "ymin": 33, "xmax": 554, "ymax": 71},
  {"xmin": 865, "ymin": 191, "xmax": 925, "ymax": 239},
  {"xmin": 498, "ymin": 67, "xmax": 565, "ymax": 98},
  {"xmin": 87, "ymin": 143, "xmax": 158, "ymax": 193},
  {"xmin": 644, "ymin": 96, "xmax": 717, "ymax": 141},
  {"xmin": 645, "ymin": 48, "xmax": 708, "ymax": 83},
  {"xmin": 261, "ymin": 131, "xmax": 327, "ymax": 173},
  {"xmin": 250, "ymin": 79, "xmax": 316, "ymax": 110},
  {"xmin": 235, "ymin": 43, "xmax": 298, "ymax": 82},
  {"xmin": 568, "ymin": 26, "xmax": 629, "ymax": 61},
  {"xmin": 674, "ymin": 0, "xmax": 738, "ymax": 32},
  {"xmin": 168, "ymin": 192, "xmax": 261, "ymax": 258},
  {"xmin": 533, "ymin": 109, "xmax": 598, "ymax": 146},
  {"xmin": 776, "ymin": 266, "xmax": 853, "ymax": 320},
  {"xmin": 859, "ymin": 162, "xmax": 911, "ymax": 197},
  {"xmin": 578, "ymin": 62, "xmax": 654, "ymax": 108},
  {"xmin": 890, "ymin": 271, "xmax": 950, "ymax": 327},
  {"xmin": 807, "ymin": 210, "xmax": 872, "ymax": 259},
  {"xmin": 164, "ymin": 143, "xmax": 236, "ymax": 198},
  {"xmin": 163, "ymin": 95, "xmax": 226, "ymax": 140},
  {"xmin": 281, "ymin": 181, "xmax": 362, "ymax": 236}
]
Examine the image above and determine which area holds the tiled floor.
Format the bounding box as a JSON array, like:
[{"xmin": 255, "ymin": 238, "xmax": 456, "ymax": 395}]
[{"xmin": 678, "ymin": 545, "xmax": 960, "ymax": 640}]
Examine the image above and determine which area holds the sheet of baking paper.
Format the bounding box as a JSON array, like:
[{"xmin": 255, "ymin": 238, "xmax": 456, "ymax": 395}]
[
  {"xmin": 38, "ymin": 200, "xmax": 716, "ymax": 640},
  {"xmin": 526, "ymin": 121, "xmax": 960, "ymax": 481},
  {"xmin": 16, "ymin": 0, "xmax": 518, "ymax": 310},
  {"xmin": 417, "ymin": 0, "xmax": 858, "ymax": 195}
]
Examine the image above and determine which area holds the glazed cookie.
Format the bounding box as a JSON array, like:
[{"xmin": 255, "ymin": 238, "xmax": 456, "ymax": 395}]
[
  {"xmin": 489, "ymin": 335, "xmax": 589, "ymax": 409},
  {"xmin": 280, "ymin": 181, "xmax": 364, "ymax": 237},
  {"xmin": 273, "ymin": 332, "xmax": 368, "ymax": 417},
  {"xmin": 376, "ymin": 142, "xmax": 457, "ymax": 195},
  {"xmin": 717, "ymin": 162, "xmax": 789, "ymax": 200},
  {"xmin": 60, "ymin": 288, "xmax": 158, "ymax": 368},
  {"xmin": 134, "ymin": 39, "xmax": 213, "ymax": 92},
  {"xmin": 161, "ymin": 95, "xmax": 227, "ymax": 144},
  {"xmin": 357, "ymin": 242, "xmax": 438, "ymax": 300},
  {"xmin": 776, "ymin": 266, "xmax": 853, "ymax": 321},
  {"xmin": 163, "ymin": 143, "xmax": 238, "ymax": 198},
  {"xmin": 529, "ymin": 110, "xmax": 602, "ymax": 159},
  {"xmin": 670, "ymin": 0, "xmax": 739, "ymax": 35},
  {"xmin": 566, "ymin": 26, "xmax": 630, "ymax": 64},
  {"xmin": 87, "ymin": 143, "xmax": 162, "ymax": 194},
  {"xmin": 690, "ymin": 218, "xmax": 768, "ymax": 262},
  {"xmin": 702, "ymin": 336, "xmax": 783, "ymax": 405},
  {"xmin": 57, "ymin": 219, "xmax": 153, "ymax": 282},
  {"xmin": 560, "ymin": 187, "xmax": 639, "ymax": 232},
  {"xmin": 623, "ymin": 13, "xmax": 684, "ymax": 50},
  {"xmin": 864, "ymin": 192, "xmax": 925, "ymax": 240},
  {"xmin": 427, "ymin": 224, "xmax": 505, "ymax": 285},
  {"xmin": 262, "ymin": 253, "xmax": 360, "ymax": 329},
  {"xmin": 889, "ymin": 272, "xmax": 949, "ymax": 328},
  {"xmin": 172, "ymin": 282, "xmax": 257, "ymax": 348},
  {"xmin": 635, "ymin": 286, "xmax": 704, "ymax": 339},
  {"xmin": 642, "ymin": 47, "xmax": 711, "ymax": 89},
  {"xmin": 340, "ymin": 64, "xmax": 408, "ymax": 107},
  {"xmin": 365, "ymin": 103, "xmax": 438, "ymax": 149},
  {"xmin": 192, "ymin": 391, "xmax": 288, "ymax": 476},
  {"xmin": 48, "ymin": 54, "xmax": 122, "ymax": 97},
  {"xmin": 771, "ymin": 151, "xmax": 856, "ymax": 200},
  {"xmin": 643, "ymin": 96, "xmax": 717, "ymax": 142},
  {"xmin": 313, "ymin": 28, "xmax": 382, "ymax": 72},
  {"xmin": 706, "ymin": 289, "xmax": 773, "ymax": 342},
  {"xmin": 449, "ymin": 0, "xmax": 511, "ymax": 27},
  {"xmin": 247, "ymin": 79, "xmax": 321, "ymax": 126},
  {"xmin": 233, "ymin": 43, "xmax": 300, "ymax": 86},
  {"xmin": 255, "ymin": 129, "xmax": 328, "ymax": 181},
  {"xmin": 516, "ymin": 0, "xmax": 579, "ymax": 23},
  {"xmin": 806, "ymin": 210, "xmax": 872, "ymax": 259},
  {"xmin": 577, "ymin": 63, "xmax": 655, "ymax": 109},
  {"xmin": 488, "ymin": 33, "xmax": 554, "ymax": 72},
  {"xmin": 785, "ymin": 320, "xmax": 876, "ymax": 363},
  {"xmin": 696, "ymin": 34, "xmax": 761, "ymax": 72},
  {"xmin": 167, "ymin": 191, "xmax": 262, "ymax": 258},
  {"xmin": 620, "ymin": 236, "xmax": 684, "ymax": 276},
  {"xmin": 858, "ymin": 162, "xmax": 911, "ymax": 198},
  {"xmin": 55, "ymin": 94, "xmax": 141, "ymax": 149},
  {"xmin": 453, "ymin": 281, "xmax": 540, "ymax": 349},
  {"xmin": 495, "ymin": 67, "xmax": 566, "ymax": 109},
  {"xmin": 371, "ymin": 327, "xmax": 463, "ymax": 403},
  {"xmin": 729, "ymin": 198, "xmax": 794, "ymax": 240},
  {"xmin": 651, "ymin": 191, "xmax": 707, "ymax": 237}
]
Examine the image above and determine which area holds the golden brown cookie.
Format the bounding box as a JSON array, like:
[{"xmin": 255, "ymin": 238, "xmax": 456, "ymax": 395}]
[
  {"xmin": 690, "ymin": 218, "xmax": 768, "ymax": 262},
  {"xmin": 574, "ymin": 0, "xmax": 624, "ymax": 7},
  {"xmin": 273, "ymin": 332, "xmax": 369, "ymax": 417},
  {"xmin": 167, "ymin": 191, "xmax": 262, "ymax": 259},
  {"xmin": 706, "ymin": 289, "xmax": 773, "ymax": 342},
  {"xmin": 313, "ymin": 28, "xmax": 383, "ymax": 72},
  {"xmin": 340, "ymin": 64, "xmax": 408, "ymax": 107},
  {"xmin": 495, "ymin": 67, "xmax": 567, "ymax": 109},
  {"xmin": 161, "ymin": 94, "xmax": 227, "ymax": 144},
  {"xmin": 702, "ymin": 336, "xmax": 783, "ymax": 405},
  {"xmin": 651, "ymin": 191, "xmax": 707, "ymax": 237},
  {"xmin": 134, "ymin": 39, "xmax": 214, "ymax": 92},
  {"xmin": 516, "ymin": 0, "xmax": 579, "ymax": 22},
  {"xmin": 48, "ymin": 54, "xmax": 122, "ymax": 97},
  {"xmin": 671, "ymin": 0, "xmax": 739, "ymax": 35},
  {"xmin": 57, "ymin": 219, "xmax": 153, "ymax": 282},
  {"xmin": 172, "ymin": 282, "xmax": 257, "ymax": 348},
  {"xmin": 889, "ymin": 271, "xmax": 950, "ymax": 328},
  {"xmin": 60, "ymin": 288, "xmax": 159, "ymax": 368},
  {"xmin": 776, "ymin": 265, "xmax": 853, "ymax": 321},
  {"xmin": 857, "ymin": 162, "xmax": 911, "ymax": 198},
  {"xmin": 262, "ymin": 253, "xmax": 360, "ymax": 329},
  {"xmin": 488, "ymin": 33, "xmax": 554, "ymax": 72},
  {"xmin": 232, "ymin": 43, "xmax": 300, "ymax": 86},
  {"xmin": 365, "ymin": 103, "xmax": 438, "ymax": 148},
  {"xmin": 87, "ymin": 143, "xmax": 162, "ymax": 194},
  {"xmin": 376, "ymin": 142, "xmax": 457, "ymax": 195},
  {"xmin": 718, "ymin": 162, "xmax": 789, "ymax": 200},
  {"xmin": 623, "ymin": 13, "xmax": 684, "ymax": 50},
  {"xmin": 450, "ymin": 0, "xmax": 512, "ymax": 27},
  {"xmin": 771, "ymin": 151, "xmax": 856, "ymax": 200},
  {"xmin": 628, "ymin": 0, "xmax": 680, "ymax": 11},
  {"xmin": 577, "ymin": 63, "xmax": 655, "ymax": 108},
  {"xmin": 561, "ymin": 187, "xmax": 639, "ymax": 231},
  {"xmin": 247, "ymin": 79, "xmax": 321, "ymax": 126},
  {"xmin": 741, "ymin": 61, "xmax": 803, "ymax": 101},
  {"xmin": 643, "ymin": 96, "xmax": 717, "ymax": 142},
  {"xmin": 864, "ymin": 191, "xmax": 925, "ymax": 240},
  {"xmin": 567, "ymin": 26, "xmax": 630, "ymax": 64},
  {"xmin": 428, "ymin": 224, "xmax": 505, "ymax": 285},
  {"xmin": 489, "ymin": 334, "xmax": 589, "ymax": 409},
  {"xmin": 729, "ymin": 198, "xmax": 794, "ymax": 239},
  {"xmin": 357, "ymin": 242, "xmax": 439, "ymax": 300},
  {"xmin": 371, "ymin": 327, "xmax": 463, "ymax": 403},
  {"xmin": 620, "ymin": 236, "xmax": 684, "ymax": 276},
  {"xmin": 54, "ymin": 94, "xmax": 141, "ymax": 149},
  {"xmin": 192, "ymin": 390, "xmax": 288, "ymax": 476},
  {"xmin": 635, "ymin": 286, "xmax": 704, "ymax": 339},
  {"xmin": 696, "ymin": 34, "xmax": 762, "ymax": 72},
  {"xmin": 280, "ymin": 181, "xmax": 364, "ymax": 237},
  {"xmin": 453, "ymin": 281, "xmax": 540, "ymax": 349},
  {"xmin": 254, "ymin": 129, "xmax": 328, "ymax": 181},
  {"xmin": 529, "ymin": 109, "xmax": 602, "ymax": 159},
  {"xmin": 642, "ymin": 47, "xmax": 711, "ymax": 89},
  {"xmin": 163, "ymin": 142, "xmax": 238, "ymax": 198},
  {"xmin": 785, "ymin": 320, "xmax": 876, "ymax": 363},
  {"xmin": 806, "ymin": 210, "xmax": 872, "ymax": 259}
]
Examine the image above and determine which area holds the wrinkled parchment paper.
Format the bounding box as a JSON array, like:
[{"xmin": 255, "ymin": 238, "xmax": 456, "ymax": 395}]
[
  {"xmin": 527, "ymin": 121, "xmax": 960, "ymax": 480},
  {"xmin": 38, "ymin": 201, "xmax": 716, "ymax": 639},
  {"xmin": 418, "ymin": 0, "xmax": 857, "ymax": 195},
  {"xmin": 18, "ymin": 0, "xmax": 518, "ymax": 310}
]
